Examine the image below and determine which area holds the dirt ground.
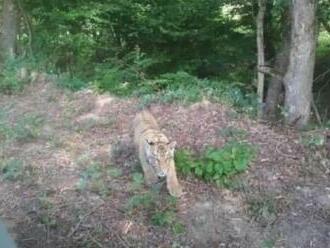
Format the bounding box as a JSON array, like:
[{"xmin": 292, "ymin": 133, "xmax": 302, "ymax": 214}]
[{"xmin": 0, "ymin": 76, "xmax": 330, "ymax": 248}]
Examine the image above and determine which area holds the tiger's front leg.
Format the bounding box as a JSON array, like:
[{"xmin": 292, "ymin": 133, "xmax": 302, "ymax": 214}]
[{"xmin": 166, "ymin": 161, "xmax": 183, "ymax": 197}]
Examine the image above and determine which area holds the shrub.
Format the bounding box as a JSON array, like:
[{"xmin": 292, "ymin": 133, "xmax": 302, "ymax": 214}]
[{"xmin": 175, "ymin": 142, "xmax": 255, "ymax": 186}]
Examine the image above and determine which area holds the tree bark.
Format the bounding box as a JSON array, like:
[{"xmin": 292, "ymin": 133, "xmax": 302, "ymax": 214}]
[
  {"xmin": 264, "ymin": 11, "xmax": 291, "ymax": 120},
  {"xmin": 0, "ymin": 0, "xmax": 17, "ymax": 61},
  {"xmin": 283, "ymin": 0, "xmax": 317, "ymax": 128},
  {"xmin": 256, "ymin": 0, "xmax": 266, "ymax": 118}
]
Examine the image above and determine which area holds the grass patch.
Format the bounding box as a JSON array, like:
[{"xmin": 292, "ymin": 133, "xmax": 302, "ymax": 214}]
[
  {"xmin": 245, "ymin": 194, "xmax": 286, "ymax": 227},
  {"xmin": 300, "ymin": 132, "xmax": 326, "ymax": 149},
  {"xmin": 126, "ymin": 193, "xmax": 154, "ymax": 212},
  {"xmin": 151, "ymin": 210, "xmax": 185, "ymax": 234},
  {"xmin": 125, "ymin": 190, "xmax": 185, "ymax": 235},
  {"xmin": 36, "ymin": 193, "xmax": 58, "ymax": 229},
  {"xmin": 0, "ymin": 110, "xmax": 44, "ymax": 143},
  {"xmin": 220, "ymin": 126, "xmax": 248, "ymax": 140},
  {"xmin": 175, "ymin": 141, "xmax": 255, "ymax": 186},
  {"xmin": 0, "ymin": 159, "xmax": 24, "ymax": 181},
  {"xmin": 77, "ymin": 163, "xmax": 122, "ymax": 197},
  {"xmin": 128, "ymin": 172, "xmax": 145, "ymax": 191}
]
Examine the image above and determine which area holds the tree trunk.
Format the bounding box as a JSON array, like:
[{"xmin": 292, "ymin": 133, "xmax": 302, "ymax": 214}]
[
  {"xmin": 256, "ymin": 0, "xmax": 266, "ymax": 118},
  {"xmin": 283, "ymin": 0, "xmax": 317, "ymax": 128},
  {"xmin": 264, "ymin": 10, "xmax": 291, "ymax": 120},
  {"xmin": 263, "ymin": 47, "xmax": 288, "ymax": 120},
  {"xmin": 0, "ymin": 0, "xmax": 17, "ymax": 61}
]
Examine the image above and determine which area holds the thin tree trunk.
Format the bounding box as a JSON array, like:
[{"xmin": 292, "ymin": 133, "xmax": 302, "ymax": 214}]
[
  {"xmin": 0, "ymin": 0, "xmax": 17, "ymax": 61},
  {"xmin": 16, "ymin": 0, "xmax": 33, "ymax": 57},
  {"xmin": 256, "ymin": 0, "xmax": 266, "ymax": 118},
  {"xmin": 283, "ymin": 0, "xmax": 317, "ymax": 128}
]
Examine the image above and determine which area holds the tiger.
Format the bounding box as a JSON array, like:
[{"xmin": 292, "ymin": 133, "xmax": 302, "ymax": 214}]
[{"xmin": 133, "ymin": 110, "xmax": 183, "ymax": 197}]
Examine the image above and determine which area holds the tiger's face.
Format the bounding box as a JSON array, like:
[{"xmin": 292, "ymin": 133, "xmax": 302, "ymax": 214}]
[{"xmin": 144, "ymin": 138, "xmax": 176, "ymax": 180}]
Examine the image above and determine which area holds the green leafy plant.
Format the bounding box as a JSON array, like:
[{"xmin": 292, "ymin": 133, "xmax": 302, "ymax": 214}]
[{"xmin": 175, "ymin": 142, "xmax": 255, "ymax": 186}]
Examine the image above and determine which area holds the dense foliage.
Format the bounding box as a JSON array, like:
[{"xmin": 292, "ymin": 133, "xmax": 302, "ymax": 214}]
[
  {"xmin": 0, "ymin": 0, "xmax": 329, "ymax": 122},
  {"xmin": 20, "ymin": 0, "xmax": 256, "ymax": 87}
]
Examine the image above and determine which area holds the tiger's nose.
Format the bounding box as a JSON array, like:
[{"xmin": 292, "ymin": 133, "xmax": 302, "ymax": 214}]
[{"xmin": 157, "ymin": 172, "xmax": 166, "ymax": 179}]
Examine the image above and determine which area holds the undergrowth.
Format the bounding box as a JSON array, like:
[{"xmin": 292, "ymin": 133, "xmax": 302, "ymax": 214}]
[
  {"xmin": 126, "ymin": 190, "xmax": 185, "ymax": 235},
  {"xmin": 0, "ymin": 109, "xmax": 44, "ymax": 143},
  {"xmin": 56, "ymin": 73, "xmax": 88, "ymax": 91},
  {"xmin": 60, "ymin": 68, "xmax": 257, "ymax": 115},
  {"xmin": 136, "ymin": 71, "xmax": 257, "ymax": 115},
  {"xmin": 0, "ymin": 58, "xmax": 33, "ymax": 94},
  {"xmin": 175, "ymin": 141, "xmax": 255, "ymax": 186}
]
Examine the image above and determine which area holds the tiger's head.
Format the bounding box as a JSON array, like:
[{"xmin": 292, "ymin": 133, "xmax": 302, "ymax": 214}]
[{"xmin": 144, "ymin": 135, "xmax": 176, "ymax": 180}]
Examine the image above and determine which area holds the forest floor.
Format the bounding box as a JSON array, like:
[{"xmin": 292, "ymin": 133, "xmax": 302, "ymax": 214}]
[{"xmin": 0, "ymin": 75, "xmax": 330, "ymax": 248}]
